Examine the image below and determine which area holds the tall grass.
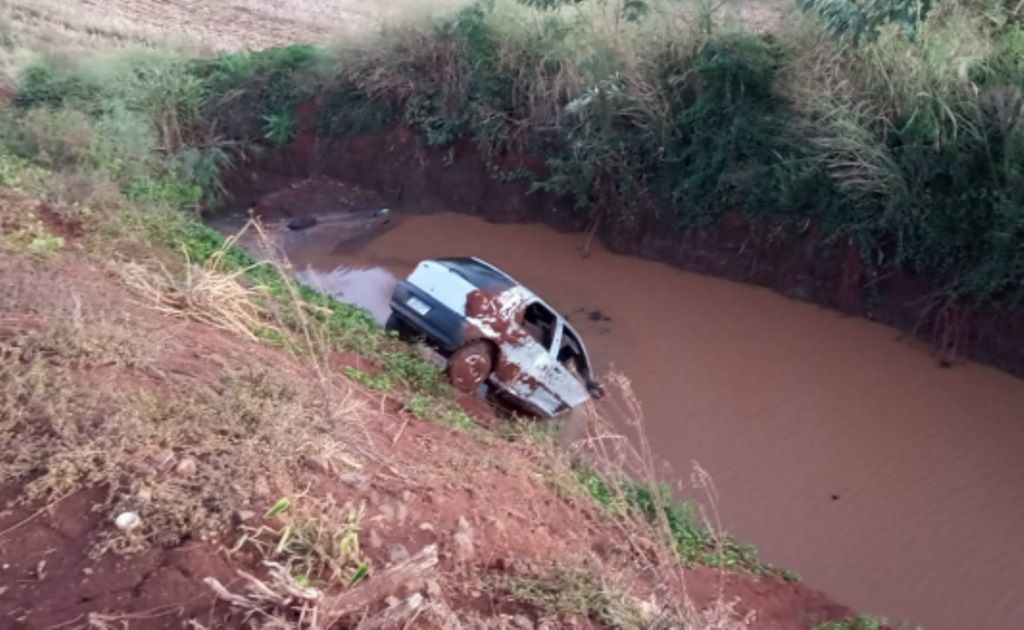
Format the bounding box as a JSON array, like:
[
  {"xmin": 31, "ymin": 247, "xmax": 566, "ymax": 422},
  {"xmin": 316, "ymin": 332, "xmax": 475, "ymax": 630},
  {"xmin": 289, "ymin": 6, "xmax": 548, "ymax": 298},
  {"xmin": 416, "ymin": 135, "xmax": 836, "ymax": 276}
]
[
  {"xmin": 790, "ymin": 3, "xmax": 1024, "ymax": 304},
  {"xmin": 4, "ymin": 0, "xmax": 1023, "ymax": 320}
]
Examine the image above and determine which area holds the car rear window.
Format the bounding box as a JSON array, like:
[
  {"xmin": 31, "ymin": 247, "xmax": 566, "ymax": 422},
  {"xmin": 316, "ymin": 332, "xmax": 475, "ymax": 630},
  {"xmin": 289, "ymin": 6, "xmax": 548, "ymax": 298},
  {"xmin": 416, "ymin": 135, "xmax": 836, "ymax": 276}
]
[{"xmin": 436, "ymin": 258, "xmax": 516, "ymax": 290}]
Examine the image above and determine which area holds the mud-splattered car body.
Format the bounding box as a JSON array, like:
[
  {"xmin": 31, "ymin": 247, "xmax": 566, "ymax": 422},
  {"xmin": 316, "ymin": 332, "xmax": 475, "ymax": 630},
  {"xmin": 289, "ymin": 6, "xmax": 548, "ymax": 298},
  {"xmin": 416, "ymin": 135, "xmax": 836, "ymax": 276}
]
[{"xmin": 387, "ymin": 257, "xmax": 602, "ymax": 417}]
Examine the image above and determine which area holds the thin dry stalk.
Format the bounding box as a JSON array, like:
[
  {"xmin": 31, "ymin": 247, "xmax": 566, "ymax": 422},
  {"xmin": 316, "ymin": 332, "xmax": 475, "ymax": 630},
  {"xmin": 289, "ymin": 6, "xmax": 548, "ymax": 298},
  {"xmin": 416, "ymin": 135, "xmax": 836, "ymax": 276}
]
[{"xmin": 569, "ymin": 374, "xmax": 754, "ymax": 629}]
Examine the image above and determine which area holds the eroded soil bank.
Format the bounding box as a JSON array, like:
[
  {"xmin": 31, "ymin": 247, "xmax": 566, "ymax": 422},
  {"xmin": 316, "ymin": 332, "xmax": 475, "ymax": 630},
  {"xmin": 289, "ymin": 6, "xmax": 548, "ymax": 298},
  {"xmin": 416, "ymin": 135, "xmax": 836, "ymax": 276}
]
[{"xmin": 218, "ymin": 176, "xmax": 1024, "ymax": 630}]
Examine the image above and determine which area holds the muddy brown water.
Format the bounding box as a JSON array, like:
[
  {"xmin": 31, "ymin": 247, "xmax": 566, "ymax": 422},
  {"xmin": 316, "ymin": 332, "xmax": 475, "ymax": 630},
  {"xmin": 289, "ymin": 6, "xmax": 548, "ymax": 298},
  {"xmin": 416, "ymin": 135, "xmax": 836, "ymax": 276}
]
[{"xmin": 219, "ymin": 206, "xmax": 1024, "ymax": 630}]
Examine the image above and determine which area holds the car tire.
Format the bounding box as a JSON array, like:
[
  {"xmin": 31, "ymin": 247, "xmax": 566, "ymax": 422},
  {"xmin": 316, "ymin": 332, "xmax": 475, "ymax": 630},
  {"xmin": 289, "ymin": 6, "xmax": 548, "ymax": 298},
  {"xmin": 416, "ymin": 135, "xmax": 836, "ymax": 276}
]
[
  {"xmin": 385, "ymin": 311, "xmax": 402, "ymax": 333},
  {"xmin": 448, "ymin": 341, "xmax": 494, "ymax": 394}
]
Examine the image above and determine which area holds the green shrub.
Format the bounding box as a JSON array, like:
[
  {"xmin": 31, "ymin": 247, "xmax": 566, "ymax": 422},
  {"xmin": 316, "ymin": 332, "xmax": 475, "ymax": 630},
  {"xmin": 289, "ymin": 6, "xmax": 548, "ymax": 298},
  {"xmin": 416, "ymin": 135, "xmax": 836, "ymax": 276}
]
[
  {"xmin": 14, "ymin": 63, "xmax": 98, "ymax": 110},
  {"xmin": 573, "ymin": 468, "xmax": 776, "ymax": 574},
  {"xmin": 200, "ymin": 45, "xmax": 323, "ymax": 140}
]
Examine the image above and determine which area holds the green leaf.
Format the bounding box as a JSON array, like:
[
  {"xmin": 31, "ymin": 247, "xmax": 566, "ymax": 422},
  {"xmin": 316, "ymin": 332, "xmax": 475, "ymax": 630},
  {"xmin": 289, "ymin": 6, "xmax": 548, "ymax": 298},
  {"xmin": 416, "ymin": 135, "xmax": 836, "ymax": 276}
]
[
  {"xmin": 350, "ymin": 563, "xmax": 369, "ymax": 586},
  {"xmin": 265, "ymin": 496, "xmax": 291, "ymax": 518}
]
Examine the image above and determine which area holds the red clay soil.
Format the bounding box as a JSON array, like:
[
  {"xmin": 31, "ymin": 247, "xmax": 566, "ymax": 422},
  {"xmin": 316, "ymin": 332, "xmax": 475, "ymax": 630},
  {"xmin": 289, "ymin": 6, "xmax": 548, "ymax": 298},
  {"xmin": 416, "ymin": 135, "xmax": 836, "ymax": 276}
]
[
  {"xmin": 227, "ymin": 119, "xmax": 1024, "ymax": 379},
  {"xmin": 0, "ymin": 219, "xmax": 857, "ymax": 628}
]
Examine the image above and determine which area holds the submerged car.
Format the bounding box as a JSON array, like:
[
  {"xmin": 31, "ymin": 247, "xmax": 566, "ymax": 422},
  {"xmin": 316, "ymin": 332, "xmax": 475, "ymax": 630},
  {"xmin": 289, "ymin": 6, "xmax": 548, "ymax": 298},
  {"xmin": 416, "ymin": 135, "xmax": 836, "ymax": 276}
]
[{"xmin": 387, "ymin": 257, "xmax": 603, "ymax": 417}]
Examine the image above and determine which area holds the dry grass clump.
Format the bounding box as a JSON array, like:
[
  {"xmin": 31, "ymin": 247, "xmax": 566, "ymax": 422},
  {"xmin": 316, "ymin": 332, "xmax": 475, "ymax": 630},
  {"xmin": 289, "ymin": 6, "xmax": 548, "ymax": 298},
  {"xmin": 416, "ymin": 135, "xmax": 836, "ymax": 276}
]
[
  {"xmin": 0, "ymin": 319, "xmax": 367, "ymax": 554},
  {"xmin": 492, "ymin": 565, "xmax": 670, "ymax": 629},
  {"xmin": 120, "ymin": 250, "xmax": 275, "ymax": 343}
]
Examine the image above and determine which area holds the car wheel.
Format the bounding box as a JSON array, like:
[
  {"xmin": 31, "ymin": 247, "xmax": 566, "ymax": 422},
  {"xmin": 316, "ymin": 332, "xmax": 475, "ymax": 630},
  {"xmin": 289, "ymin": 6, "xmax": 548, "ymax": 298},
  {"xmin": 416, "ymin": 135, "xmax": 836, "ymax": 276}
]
[
  {"xmin": 448, "ymin": 341, "xmax": 494, "ymax": 394},
  {"xmin": 385, "ymin": 311, "xmax": 402, "ymax": 333}
]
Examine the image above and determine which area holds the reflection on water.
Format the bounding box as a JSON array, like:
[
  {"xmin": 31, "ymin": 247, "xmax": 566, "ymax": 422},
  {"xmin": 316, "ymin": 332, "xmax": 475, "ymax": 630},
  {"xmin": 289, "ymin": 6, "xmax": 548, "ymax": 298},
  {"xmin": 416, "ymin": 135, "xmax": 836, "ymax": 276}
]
[{"xmin": 294, "ymin": 266, "xmax": 397, "ymax": 326}]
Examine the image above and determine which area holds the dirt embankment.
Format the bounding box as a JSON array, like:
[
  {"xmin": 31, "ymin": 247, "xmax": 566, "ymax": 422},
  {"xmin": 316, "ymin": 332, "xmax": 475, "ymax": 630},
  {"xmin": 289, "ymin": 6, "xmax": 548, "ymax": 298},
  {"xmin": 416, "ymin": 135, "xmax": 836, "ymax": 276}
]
[
  {"xmin": 232, "ymin": 119, "xmax": 1024, "ymax": 379},
  {"xmin": 0, "ymin": 194, "xmax": 856, "ymax": 627}
]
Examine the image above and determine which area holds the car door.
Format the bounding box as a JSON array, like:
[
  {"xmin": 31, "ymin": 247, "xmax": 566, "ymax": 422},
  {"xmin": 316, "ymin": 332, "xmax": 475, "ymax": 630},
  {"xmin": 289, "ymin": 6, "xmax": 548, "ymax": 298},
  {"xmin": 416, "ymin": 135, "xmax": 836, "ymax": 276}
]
[{"xmin": 491, "ymin": 302, "xmax": 589, "ymax": 415}]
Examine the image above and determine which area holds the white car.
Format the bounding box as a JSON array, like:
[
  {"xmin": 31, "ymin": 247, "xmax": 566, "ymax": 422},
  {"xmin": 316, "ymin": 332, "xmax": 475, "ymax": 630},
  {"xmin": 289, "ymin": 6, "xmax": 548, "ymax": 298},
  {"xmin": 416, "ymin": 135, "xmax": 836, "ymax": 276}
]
[{"xmin": 387, "ymin": 257, "xmax": 602, "ymax": 417}]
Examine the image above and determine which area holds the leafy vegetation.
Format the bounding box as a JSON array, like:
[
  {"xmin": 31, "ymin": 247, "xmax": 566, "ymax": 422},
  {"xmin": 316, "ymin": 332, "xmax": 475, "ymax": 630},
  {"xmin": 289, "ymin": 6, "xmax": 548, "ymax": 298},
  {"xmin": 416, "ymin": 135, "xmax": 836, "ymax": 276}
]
[
  {"xmin": 815, "ymin": 615, "xmax": 884, "ymax": 630},
  {"xmin": 573, "ymin": 468, "xmax": 783, "ymax": 576},
  {"xmin": 796, "ymin": 0, "xmax": 933, "ymax": 44}
]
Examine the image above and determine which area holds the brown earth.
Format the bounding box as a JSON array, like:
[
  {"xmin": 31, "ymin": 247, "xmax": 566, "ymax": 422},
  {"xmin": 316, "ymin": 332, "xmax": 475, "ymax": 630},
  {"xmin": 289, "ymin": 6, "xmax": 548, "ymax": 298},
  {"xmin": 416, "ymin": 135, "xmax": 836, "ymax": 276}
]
[
  {"xmin": 234, "ymin": 121, "xmax": 1024, "ymax": 379},
  {"xmin": 0, "ymin": 194, "xmax": 856, "ymax": 628}
]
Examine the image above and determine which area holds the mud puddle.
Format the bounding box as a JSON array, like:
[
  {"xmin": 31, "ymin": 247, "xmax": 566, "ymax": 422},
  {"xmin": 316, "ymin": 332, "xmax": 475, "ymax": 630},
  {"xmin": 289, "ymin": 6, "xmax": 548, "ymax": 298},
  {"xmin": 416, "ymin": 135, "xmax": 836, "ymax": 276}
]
[{"xmin": 216, "ymin": 187, "xmax": 1024, "ymax": 630}]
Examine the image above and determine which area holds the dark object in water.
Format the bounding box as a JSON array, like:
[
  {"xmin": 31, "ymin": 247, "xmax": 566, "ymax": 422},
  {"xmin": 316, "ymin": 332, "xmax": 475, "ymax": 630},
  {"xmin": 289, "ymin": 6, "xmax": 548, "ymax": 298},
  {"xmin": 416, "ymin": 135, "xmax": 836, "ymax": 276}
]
[{"xmin": 287, "ymin": 216, "xmax": 318, "ymax": 231}]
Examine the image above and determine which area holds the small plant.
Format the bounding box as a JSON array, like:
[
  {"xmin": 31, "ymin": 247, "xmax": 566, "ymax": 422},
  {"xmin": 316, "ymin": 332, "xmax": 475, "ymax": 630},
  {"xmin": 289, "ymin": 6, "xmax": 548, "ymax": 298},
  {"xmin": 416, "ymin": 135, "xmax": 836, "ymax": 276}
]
[
  {"xmin": 263, "ymin": 111, "xmax": 298, "ymax": 146},
  {"xmin": 1, "ymin": 220, "xmax": 64, "ymax": 256},
  {"xmin": 815, "ymin": 615, "xmax": 883, "ymax": 630},
  {"xmin": 493, "ymin": 566, "xmax": 652, "ymax": 628},
  {"xmin": 235, "ymin": 499, "xmax": 368, "ymax": 588},
  {"xmin": 345, "ymin": 366, "xmax": 392, "ymax": 391}
]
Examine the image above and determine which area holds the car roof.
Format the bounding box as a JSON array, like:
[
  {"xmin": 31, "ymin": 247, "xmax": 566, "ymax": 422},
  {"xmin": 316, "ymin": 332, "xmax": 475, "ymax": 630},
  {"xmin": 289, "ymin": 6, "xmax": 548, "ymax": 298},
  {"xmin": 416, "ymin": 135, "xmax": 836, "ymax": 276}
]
[
  {"xmin": 435, "ymin": 257, "xmax": 522, "ymax": 292},
  {"xmin": 431, "ymin": 257, "xmax": 594, "ymax": 368}
]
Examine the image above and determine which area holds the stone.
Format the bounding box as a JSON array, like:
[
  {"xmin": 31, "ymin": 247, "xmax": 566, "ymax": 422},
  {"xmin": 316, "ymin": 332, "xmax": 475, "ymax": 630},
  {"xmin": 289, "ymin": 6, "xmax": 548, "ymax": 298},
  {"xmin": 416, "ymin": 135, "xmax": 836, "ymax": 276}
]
[
  {"xmin": 174, "ymin": 458, "xmax": 197, "ymax": 477},
  {"xmin": 388, "ymin": 543, "xmax": 410, "ymax": 564},
  {"xmin": 368, "ymin": 529, "xmax": 383, "ymax": 550},
  {"xmin": 302, "ymin": 454, "xmax": 331, "ymax": 474},
  {"xmin": 510, "ymin": 615, "xmax": 534, "ymax": 630},
  {"xmin": 233, "ymin": 510, "xmax": 257, "ymax": 526},
  {"xmin": 114, "ymin": 512, "xmax": 141, "ymax": 531},
  {"xmin": 452, "ymin": 517, "xmax": 474, "ymax": 562},
  {"xmin": 340, "ymin": 472, "xmax": 368, "ymax": 489},
  {"xmin": 154, "ymin": 449, "xmax": 177, "ymax": 471},
  {"xmin": 254, "ymin": 477, "xmax": 271, "ymax": 497},
  {"xmin": 425, "ymin": 578, "xmax": 442, "ymax": 599},
  {"xmin": 395, "ymin": 501, "xmax": 409, "ymax": 526}
]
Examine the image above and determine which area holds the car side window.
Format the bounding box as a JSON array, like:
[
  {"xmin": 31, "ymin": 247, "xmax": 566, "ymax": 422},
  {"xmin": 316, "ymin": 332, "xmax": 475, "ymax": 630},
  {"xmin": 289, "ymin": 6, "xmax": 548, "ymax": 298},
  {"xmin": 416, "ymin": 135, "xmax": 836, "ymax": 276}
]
[
  {"xmin": 557, "ymin": 328, "xmax": 589, "ymax": 384},
  {"xmin": 523, "ymin": 302, "xmax": 557, "ymax": 349}
]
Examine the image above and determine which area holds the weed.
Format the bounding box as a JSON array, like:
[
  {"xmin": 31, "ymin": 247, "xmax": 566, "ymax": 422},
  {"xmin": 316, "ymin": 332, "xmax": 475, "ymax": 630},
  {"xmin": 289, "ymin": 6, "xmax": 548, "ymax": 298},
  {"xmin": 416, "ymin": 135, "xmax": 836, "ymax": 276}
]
[
  {"xmin": 493, "ymin": 566, "xmax": 653, "ymax": 628},
  {"xmin": 815, "ymin": 615, "xmax": 884, "ymax": 630},
  {"xmin": 0, "ymin": 219, "xmax": 64, "ymax": 256},
  {"xmin": 573, "ymin": 467, "xmax": 772, "ymax": 574},
  {"xmin": 345, "ymin": 366, "xmax": 392, "ymax": 391},
  {"xmin": 236, "ymin": 499, "xmax": 368, "ymax": 588}
]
